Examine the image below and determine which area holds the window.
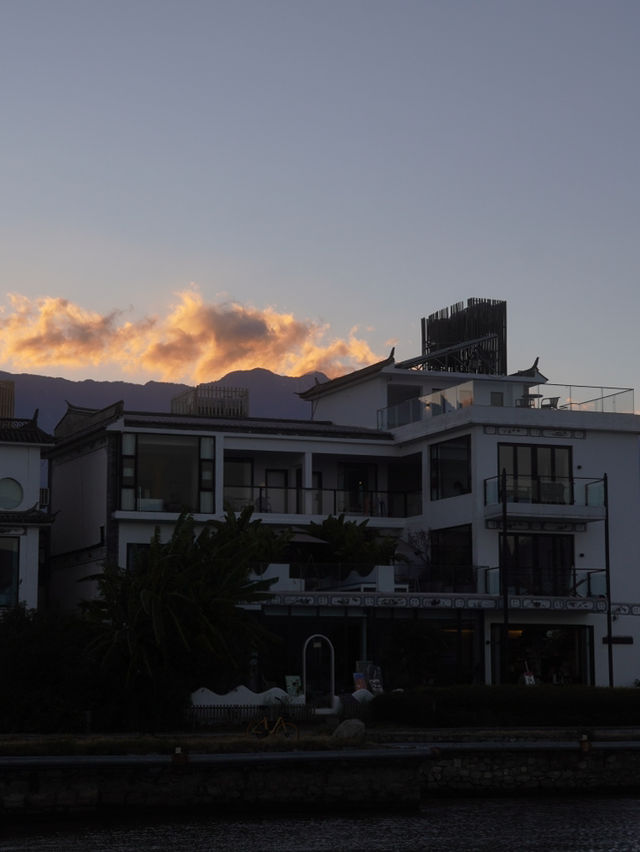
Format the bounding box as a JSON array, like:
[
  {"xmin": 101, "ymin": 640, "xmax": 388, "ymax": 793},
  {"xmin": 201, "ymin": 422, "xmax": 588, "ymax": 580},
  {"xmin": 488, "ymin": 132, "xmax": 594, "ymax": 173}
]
[
  {"xmin": 295, "ymin": 469, "xmax": 323, "ymax": 514},
  {"xmin": 430, "ymin": 525, "xmax": 474, "ymax": 592},
  {"xmin": 126, "ymin": 543, "xmax": 150, "ymax": 571},
  {"xmin": 0, "ymin": 538, "xmax": 18, "ymax": 607},
  {"xmin": 264, "ymin": 469, "xmax": 288, "ymax": 513},
  {"xmin": 0, "ymin": 478, "xmax": 23, "ymax": 510},
  {"xmin": 338, "ymin": 463, "xmax": 378, "ymax": 514},
  {"xmin": 430, "ymin": 436, "xmax": 471, "ymax": 500},
  {"xmin": 501, "ymin": 533, "xmax": 574, "ymax": 596},
  {"xmin": 498, "ymin": 443, "xmax": 572, "ymax": 504},
  {"xmin": 120, "ymin": 434, "xmax": 215, "ymax": 513},
  {"xmin": 224, "ymin": 458, "xmax": 253, "ymax": 511}
]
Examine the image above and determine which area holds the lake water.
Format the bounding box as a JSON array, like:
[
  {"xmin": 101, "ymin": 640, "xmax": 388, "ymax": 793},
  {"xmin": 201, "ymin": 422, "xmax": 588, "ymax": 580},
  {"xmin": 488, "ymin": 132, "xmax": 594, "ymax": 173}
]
[{"xmin": 3, "ymin": 796, "xmax": 640, "ymax": 851}]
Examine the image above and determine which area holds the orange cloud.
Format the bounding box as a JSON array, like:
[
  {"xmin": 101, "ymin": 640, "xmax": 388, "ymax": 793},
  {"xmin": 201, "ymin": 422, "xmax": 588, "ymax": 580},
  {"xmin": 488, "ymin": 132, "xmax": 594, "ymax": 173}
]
[{"xmin": 0, "ymin": 289, "xmax": 382, "ymax": 382}]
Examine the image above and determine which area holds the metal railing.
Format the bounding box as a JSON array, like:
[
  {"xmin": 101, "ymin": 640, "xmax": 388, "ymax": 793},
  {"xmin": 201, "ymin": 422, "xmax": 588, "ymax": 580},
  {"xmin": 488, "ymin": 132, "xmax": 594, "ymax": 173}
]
[
  {"xmin": 484, "ymin": 475, "xmax": 605, "ymax": 508},
  {"xmin": 188, "ymin": 703, "xmax": 317, "ymax": 729},
  {"xmin": 483, "ymin": 566, "xmax": 606, "ymax": 598},
  {"xmin": 283, "ymin": 562, "xmax": 480, "ymax": 594},
  {"xmin": 224, "ymin": 486, "xmax": 422, "ymax": 518}
]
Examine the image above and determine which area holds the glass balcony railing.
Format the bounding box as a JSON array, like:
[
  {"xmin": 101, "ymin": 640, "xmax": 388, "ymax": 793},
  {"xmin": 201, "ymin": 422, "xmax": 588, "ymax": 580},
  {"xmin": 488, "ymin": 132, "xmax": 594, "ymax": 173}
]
[
  {"xmin": 223, "ymin": 486, "xmax": 422, "ymax": 518},
  {"xmin": 484, "ymin": 475, "xmax": 605, "ymax": 508},
  {"xmin": 377, "ymin": 382, "xmax": 634, "ymax": 429},
  {"xmin": 378, "ymin": 382, "xmax": 475, "ymax": 429},
  {"xmin": 525, "ymin": 384, "xmax": 634, "ymax": 414},
  {"xmin": 483, "ymin": 566, "xmax": 606, "ymax": 598}
]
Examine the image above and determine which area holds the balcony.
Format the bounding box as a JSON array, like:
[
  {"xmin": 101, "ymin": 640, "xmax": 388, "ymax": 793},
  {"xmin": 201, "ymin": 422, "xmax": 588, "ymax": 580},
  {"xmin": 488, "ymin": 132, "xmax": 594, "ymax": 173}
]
[
  {"xmin": 484, "ymin": 474, "xmax": 606, "ymax": 524},
  {"xmin": 377, "ymin": 382, "xmax": 634, "ymax": 429},
  {"xmin": 484, "ymin": 566, "xmax": 606, "ymax": 599},
  {"xmin": 223, "ymin": 486, "xmax": 422, "ymax": 519},
  {"xmin": 252, "ymin": 562, "xmax": 476, "ymax": 594}
]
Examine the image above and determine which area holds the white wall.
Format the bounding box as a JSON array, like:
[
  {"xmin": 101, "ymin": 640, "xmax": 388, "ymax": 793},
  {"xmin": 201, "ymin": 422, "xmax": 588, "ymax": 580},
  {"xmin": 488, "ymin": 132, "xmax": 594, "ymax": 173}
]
[
  {"xmin": 51, "ymin": 446, "xmax": 108, "ymax": 554},
  {"xmin": 1, "ymin": 444, "xmax": 42, "ymax": 508}
]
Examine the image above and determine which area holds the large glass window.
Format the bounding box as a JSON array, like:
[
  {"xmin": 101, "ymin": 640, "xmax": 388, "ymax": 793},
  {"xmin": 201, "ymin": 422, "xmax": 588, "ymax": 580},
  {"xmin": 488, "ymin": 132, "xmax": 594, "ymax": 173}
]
[
  {"xmin": 224, "ymin": 458, "xmax": 253, "ymax": 511},
  {"xmin": 501, "ymin": 532, "xmax": 574, "ymax": 596},
  {"xmin": 430, "ymin": 524, "xmax": 474, "ymax": 592},
  {"xmin": 338, "ymin": 463, "xmax": 378, "ymax": 514},
  {"xmin": 498, "ymin": 443, "xmax": 572, "ymax": 504},
  {"xmin": 120, "ymin": 434, "xmax": 214, "ymax": 513},
  {"xmin": 430, "ymin": 436, "xmax": 471, "ymax": 500},
  {"xmin": 0, "ymin": 538, "xmax": 19, "ymax": 607}
]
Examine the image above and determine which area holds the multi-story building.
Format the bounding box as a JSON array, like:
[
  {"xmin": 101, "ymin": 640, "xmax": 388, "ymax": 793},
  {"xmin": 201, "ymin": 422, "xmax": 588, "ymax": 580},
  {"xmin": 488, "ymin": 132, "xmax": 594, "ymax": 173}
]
[
  {"xmin": 47, "ymin": 303, "xmax": 640, "ymax": 691},
  {"xmin": 0, "ymin": 383, "xmax": 54, "ymax": 610}
]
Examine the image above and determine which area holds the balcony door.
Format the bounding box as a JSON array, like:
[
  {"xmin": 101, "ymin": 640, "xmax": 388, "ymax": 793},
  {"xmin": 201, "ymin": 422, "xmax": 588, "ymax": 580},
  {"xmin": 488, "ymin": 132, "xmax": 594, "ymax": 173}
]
[
  {"xmin": 501, "ymin": 532, "xmax": 574, "ymax": 596},
  {"xmin": 338, "ymin": 463, "xmax": 377, "ymax": 515},
  {"xmin": 265, "ymin": 469, "xmax": 288, "ymax": 513},
  {"xmin": 498, "ymin": 443, "xmax": 572, "ymax": 504}
]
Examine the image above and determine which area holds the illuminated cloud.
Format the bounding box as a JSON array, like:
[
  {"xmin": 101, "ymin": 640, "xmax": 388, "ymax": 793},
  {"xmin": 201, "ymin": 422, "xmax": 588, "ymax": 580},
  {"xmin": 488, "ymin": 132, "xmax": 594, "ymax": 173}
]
[{"xmin": 0, "ymin": 289, "xmax": 382, "ymax": 382}]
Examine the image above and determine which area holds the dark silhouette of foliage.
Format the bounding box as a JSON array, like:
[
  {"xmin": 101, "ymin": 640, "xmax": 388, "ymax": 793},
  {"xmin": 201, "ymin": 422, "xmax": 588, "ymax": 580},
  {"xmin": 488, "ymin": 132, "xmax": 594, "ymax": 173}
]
[
  {"xmin": 81, "ymin": 508, "xmax": 288, "ymax": 728},
  {"xmin": 303, "ymin": 513, "xmax": 398, "ymax": 576},
  {"xmin": 0, "ymin": 606, "xmax": 98, "ymax": 732}
]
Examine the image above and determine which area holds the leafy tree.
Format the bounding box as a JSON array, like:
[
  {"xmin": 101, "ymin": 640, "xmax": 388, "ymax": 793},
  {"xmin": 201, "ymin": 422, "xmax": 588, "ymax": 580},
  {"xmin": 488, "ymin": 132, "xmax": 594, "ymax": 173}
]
[
  {"xmin": 81, "ymin": 508, "xmax": 289, "ymax": 729},
  {"xmin": 302, "ymin": 514, "xmax": 399, "ymax": 579}
]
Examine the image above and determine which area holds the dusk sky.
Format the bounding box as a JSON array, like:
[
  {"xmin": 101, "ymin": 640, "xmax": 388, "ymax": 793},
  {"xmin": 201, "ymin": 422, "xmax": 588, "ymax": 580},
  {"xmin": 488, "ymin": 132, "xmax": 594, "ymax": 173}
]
[{"xmin": 1, "ymin": 1, "xmax": 639, "ymax": 392}]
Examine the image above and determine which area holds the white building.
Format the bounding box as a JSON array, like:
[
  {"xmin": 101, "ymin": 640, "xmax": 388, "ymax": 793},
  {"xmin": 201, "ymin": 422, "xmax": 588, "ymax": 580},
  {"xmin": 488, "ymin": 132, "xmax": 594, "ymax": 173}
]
[
  {"xmin": 46, "ymin": 312, "xmax": 640, "ymax": 690},
  {"xmin": 0, "ymin": 401, "xmax": 54, "ymax": 610}
]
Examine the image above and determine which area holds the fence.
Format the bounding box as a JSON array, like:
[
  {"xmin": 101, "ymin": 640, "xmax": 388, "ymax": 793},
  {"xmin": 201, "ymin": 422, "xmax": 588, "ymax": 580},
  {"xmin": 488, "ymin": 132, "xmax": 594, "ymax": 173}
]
[{"xmin": 188, "ymin": 701, "xmax": 370, "ymax": 729}]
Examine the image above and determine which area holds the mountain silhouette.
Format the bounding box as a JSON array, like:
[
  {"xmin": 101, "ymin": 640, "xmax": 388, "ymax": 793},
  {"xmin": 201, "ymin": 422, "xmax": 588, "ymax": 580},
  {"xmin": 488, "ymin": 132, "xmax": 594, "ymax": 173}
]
[{"xmin": 1, "ymin": 368, "xmax": 326, "ymax": 434}]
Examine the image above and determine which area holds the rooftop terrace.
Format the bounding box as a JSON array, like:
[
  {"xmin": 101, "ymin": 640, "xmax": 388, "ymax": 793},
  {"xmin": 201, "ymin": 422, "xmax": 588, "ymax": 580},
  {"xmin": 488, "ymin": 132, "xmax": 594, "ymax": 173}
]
[{"xmin": 377, "ymin": 382, "xmax": 635, "ymax": 430}]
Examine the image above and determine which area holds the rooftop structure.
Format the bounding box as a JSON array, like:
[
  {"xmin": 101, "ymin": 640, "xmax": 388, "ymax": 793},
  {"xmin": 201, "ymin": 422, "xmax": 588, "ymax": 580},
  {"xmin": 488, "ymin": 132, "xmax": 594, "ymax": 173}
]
[
  {"xmin": 170, "ymin": 384, "xmax": 249, "ymax": 418},
  {"xmin": 0, "ymin": 381, "xmax": 15, "ymax": 419}
]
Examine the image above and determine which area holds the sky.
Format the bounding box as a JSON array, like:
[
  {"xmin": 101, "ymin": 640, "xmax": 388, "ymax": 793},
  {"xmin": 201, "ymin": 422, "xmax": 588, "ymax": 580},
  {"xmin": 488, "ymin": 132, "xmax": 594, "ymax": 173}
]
[{"xmin": 1, "ymin": 0, "xmax": 639, "ymax": 392}]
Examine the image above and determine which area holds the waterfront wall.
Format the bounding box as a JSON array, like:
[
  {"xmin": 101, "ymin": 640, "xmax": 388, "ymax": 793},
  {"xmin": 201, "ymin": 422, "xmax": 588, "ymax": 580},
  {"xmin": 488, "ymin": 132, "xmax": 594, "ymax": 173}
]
[
  {"xmin": 2, "ymin": 745, "xmax": 640, "ymax": 817},
  {"xmin": 423, "ymin": 745, "xmax": 640, "ymax": 795},
  {"xmin": 0, "ymin": 753, "xmax": 421, "ymax": 816}
]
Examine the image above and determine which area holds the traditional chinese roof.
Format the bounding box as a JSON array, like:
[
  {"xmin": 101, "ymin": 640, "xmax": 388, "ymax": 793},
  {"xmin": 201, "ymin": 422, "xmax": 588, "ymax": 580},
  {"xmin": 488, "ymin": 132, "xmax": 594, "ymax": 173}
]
[
  {"xmin": 298, "ymin": 351, "xmax": 396, "ymax": 402},
  {"xmin": 51, "ymin": 402, "xmax": 393, "ymax": 447},
  {"xmin": 0, "ymin": 508, "xmax": 54, "ymax": 526},
  {"xmin": 0, "ymin": 413, "xmax": 54, "ymax": 445}
]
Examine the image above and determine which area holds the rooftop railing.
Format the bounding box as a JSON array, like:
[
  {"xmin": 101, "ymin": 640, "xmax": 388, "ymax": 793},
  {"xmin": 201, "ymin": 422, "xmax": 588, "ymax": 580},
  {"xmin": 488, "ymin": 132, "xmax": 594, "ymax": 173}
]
[
  {"xmin": 377, "ymin": 382, "xmax": 634, "ymax": 429},
  {"xmin": 526, "ymin": 384, "xmax": 634, "ymax": 414}
]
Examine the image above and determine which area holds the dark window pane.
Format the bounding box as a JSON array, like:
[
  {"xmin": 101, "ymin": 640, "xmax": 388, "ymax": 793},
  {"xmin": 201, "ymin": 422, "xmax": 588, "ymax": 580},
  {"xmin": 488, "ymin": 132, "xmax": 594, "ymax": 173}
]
[
  {"xmin": 137, "ymin": 435, "xmax": 199, "ymax": 512},
  {"xmin": 0, "ymin": 538, "xmax": 19, "ymax": 607},
  {"xmin": 430, "ymin": 436, "xmax": 471, "ymax": 500}
]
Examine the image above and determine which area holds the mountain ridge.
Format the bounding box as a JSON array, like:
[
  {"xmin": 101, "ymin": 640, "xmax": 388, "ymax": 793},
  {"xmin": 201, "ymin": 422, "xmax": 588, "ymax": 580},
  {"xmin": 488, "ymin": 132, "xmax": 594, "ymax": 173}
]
[{"xmin": 0, "ymin": 368, "xmax": 327, "ymax": 434}]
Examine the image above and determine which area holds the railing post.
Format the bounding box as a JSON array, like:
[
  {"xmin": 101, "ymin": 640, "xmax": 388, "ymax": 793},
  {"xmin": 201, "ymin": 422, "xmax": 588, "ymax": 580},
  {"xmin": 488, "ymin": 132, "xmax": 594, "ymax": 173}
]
[
  {"xmin": 501, "ymin": 467, "xmax": 510, "ymax": 685},
  {"xmin": 604, "ymin": 472, "xmax": 614, "ymax": 687}
]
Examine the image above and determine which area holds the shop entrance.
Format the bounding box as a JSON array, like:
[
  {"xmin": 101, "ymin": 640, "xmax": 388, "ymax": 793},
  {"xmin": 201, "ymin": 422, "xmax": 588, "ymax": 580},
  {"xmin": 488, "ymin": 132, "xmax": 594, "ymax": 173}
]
[{"xmin": 491, "ymin": 623, "xmax": 593, "ymax": 685}]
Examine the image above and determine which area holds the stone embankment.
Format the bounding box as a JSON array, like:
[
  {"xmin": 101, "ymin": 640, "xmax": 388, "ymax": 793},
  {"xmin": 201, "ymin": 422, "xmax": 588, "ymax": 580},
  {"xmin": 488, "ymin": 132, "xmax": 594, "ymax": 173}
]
[{"xmin": 2, "ymin": 729, "xmax": 640, "ymax": 816}]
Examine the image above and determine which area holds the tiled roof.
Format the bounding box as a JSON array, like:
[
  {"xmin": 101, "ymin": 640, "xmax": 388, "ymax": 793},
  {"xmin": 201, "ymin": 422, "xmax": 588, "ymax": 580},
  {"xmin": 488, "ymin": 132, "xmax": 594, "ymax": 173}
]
[
  {"xmin": 0, "ymin": 417, "xmax": 54, "ymax": 445},
  {"xmin": 0, "ymin": 508, "xmax": 53, "ymax": 526},
  {"xmin": 121, "ymin": 413, "xmax": 392, "ymax": 441},
  {"xmin": 298, "ymin": 352, "xmax": 396, "ymax": 401}
]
